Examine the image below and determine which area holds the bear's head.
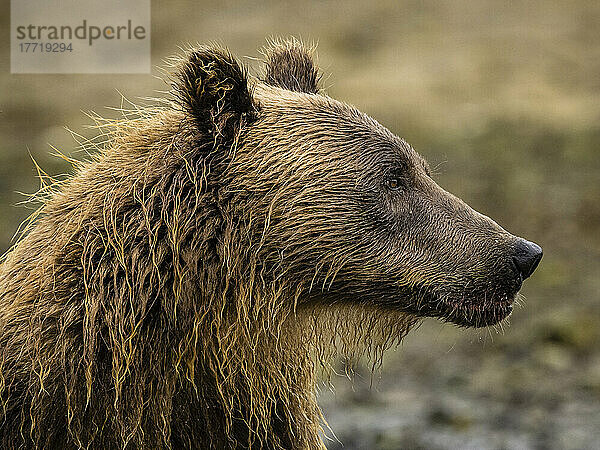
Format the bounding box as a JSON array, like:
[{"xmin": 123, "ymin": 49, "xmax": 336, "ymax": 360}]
[{"xmin": 173, "ymin": 40, "xmax": 542, "ymax": 329}]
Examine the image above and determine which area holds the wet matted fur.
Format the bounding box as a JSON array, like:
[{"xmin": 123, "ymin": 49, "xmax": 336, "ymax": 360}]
[{"xmin": 0, "ymin": 38, "xmax": 537, "ymax": 449}]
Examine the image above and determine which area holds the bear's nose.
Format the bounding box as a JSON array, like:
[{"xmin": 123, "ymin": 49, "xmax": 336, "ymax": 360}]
[{"xmin": 512, "ymin": 239, "xmax": 543, "ymax": 280}]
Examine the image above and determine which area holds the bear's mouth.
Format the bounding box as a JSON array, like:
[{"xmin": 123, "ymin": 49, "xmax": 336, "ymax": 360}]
[
  {"xmin": 405, "ymin": 280, "xmax": 521, "ymax": 328},
  {"xmin": 438, "ymin": 294, "xmax": 516, "ymax": 327}
]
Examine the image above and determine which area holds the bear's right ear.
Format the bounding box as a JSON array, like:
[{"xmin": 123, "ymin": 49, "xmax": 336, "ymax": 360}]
[{"xmin": 173, "ymin": 46, "xmax": 257, "ymax": 143}]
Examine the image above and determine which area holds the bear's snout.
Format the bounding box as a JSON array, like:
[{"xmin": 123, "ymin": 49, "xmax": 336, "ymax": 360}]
[{"xmin": 512, "ymin": 238, "xmax": 543, "ymax": 280}]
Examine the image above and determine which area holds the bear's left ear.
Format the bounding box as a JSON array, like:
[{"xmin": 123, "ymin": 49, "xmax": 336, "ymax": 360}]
[
  {"xmin": 261, "ymin": 38, "xmax": 321, "ymax": 94},
  {"xmin": 173, "ymin": 46, "xmax": 257, "ymax": 143}
]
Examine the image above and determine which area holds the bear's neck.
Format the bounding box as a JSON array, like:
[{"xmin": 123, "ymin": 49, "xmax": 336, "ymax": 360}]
[
  {"xmin": 0, "ymin": 221, "xmax": 326, "ymax": 449},
  {"xmin": 0, "ymin": 139, "xmax": 327, "ymax": 448}
]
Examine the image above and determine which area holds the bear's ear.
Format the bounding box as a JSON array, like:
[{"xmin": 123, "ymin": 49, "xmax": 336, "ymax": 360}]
[
  {"xmin": 261, "ymin": 38, "xmax": 321, "ymax": 94},
  {"xmin": 173, "ymin": 46, "xmax": 257, "ymax": 142}
]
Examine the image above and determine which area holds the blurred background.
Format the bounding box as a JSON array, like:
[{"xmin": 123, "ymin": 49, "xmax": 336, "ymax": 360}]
[{"xmin": 1, "ymin": 1, "xmax": 598, "ymax": 448}]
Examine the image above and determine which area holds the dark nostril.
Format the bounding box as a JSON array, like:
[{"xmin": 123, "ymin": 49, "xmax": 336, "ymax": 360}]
[{"xmin": 513, "ymin": 239, "xmax": 543, "ymax": 280}]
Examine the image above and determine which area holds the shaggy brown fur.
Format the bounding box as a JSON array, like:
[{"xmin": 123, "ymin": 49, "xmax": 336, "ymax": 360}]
[{"xmin": 0, "ymin": 39, "xmax": 540, "ymax": 449}]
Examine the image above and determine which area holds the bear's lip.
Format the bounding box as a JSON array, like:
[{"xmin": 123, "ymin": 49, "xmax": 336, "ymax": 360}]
[
  {"xmin": 451, "ymin": 297, "xmax": 515, "ymax": 327},
  {"xmin": 437, "ymin": 288, "xmax": 518, "ymax": 327},
  {"xmin": 408, "ymin": 283, "xmax": 520, "ymax": 328}
]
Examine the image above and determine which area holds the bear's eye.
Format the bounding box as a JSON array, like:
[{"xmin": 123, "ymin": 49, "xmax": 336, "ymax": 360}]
[
  {"xmin": 385, "ymin": 167, "xmax": 407, "ymax": 191},
  {"xmin": 387, "ymin": 177, "xmax": 400, "ymax": 189}
]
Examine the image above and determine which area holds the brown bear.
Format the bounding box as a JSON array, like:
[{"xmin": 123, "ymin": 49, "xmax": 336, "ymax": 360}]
[{"xmin": 0, "ymin": 39, "xmax": 542, "ymax": 449}]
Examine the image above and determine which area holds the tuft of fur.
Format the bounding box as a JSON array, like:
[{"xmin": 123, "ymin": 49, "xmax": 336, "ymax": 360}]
[{"xmin": 261, "ymin": 38, "xmax": 321, "ymax": 94}]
